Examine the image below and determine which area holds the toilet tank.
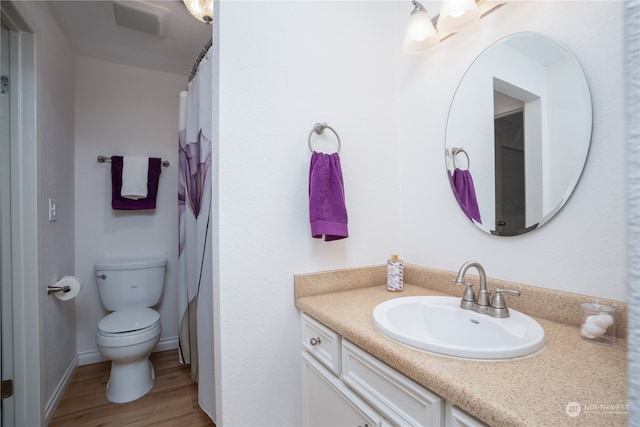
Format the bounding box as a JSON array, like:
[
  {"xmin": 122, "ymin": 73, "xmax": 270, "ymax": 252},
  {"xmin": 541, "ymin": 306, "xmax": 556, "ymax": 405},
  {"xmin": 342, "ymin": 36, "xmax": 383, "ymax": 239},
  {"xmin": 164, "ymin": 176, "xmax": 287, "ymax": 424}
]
[{"xmin": 94, "ymin": 257, "xmax": 166, "ymax": 311}]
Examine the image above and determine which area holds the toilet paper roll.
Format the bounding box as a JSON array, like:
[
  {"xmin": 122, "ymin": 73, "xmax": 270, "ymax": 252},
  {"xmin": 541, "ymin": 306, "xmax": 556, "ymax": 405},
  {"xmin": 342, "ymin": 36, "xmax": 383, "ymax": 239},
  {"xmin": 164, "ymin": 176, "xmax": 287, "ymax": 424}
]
[{"xmin": 54, "ymin": 275, "xmax": 83, "ymax": 301}]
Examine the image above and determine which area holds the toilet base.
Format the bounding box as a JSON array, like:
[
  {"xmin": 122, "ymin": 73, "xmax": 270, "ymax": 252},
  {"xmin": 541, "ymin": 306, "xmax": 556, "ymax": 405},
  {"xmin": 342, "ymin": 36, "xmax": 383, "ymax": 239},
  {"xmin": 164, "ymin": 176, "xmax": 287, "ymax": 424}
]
[{"xmin": 106, "ymin": 358, "xmax": 155, "ymax": 403}]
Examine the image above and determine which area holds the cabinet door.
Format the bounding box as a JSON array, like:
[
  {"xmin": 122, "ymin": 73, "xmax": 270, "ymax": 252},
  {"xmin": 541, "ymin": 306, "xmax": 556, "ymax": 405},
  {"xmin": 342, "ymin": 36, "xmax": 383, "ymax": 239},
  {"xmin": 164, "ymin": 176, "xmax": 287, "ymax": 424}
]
[
  {"xmin": 445, "ymin": 402, "xmax": 488, "ymax": 427},
  {"xmin": 342, "ymin": 340, "xmax": 443, "ymax": 426},
  {"xmin": 302, "ymin": 352, "xmax": 384, "ymax": 427}
]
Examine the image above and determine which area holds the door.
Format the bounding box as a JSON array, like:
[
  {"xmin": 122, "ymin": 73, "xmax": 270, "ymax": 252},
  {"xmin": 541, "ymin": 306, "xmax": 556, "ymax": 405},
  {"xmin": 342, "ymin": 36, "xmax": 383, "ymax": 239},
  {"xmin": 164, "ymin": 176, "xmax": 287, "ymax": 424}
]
[
  {"xmin": 0, "ymin": 23, "xmax": 15, "ymax": 427},
  {"xmin": 494, "ymin": 110, "xmax": 526, "ymax": 236}
]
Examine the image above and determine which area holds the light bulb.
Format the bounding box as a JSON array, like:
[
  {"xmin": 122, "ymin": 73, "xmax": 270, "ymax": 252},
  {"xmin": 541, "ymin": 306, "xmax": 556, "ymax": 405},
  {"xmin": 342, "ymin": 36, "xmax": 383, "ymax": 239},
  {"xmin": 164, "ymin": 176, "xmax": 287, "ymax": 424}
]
[
  {"xmin": 183, "ymin": 0, "xmax": 213, "ymax": 24},
  {"xmin": 437, "ymin": 0, "xmax": 480, "ymax": 34}
]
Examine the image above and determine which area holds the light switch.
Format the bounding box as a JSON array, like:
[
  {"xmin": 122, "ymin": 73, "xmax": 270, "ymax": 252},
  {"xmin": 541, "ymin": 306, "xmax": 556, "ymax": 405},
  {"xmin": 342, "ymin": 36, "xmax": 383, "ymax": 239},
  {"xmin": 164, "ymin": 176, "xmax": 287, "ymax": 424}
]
[{"xmin": 48, "ymin": 198, "xmax": 57, "ymax": 222}]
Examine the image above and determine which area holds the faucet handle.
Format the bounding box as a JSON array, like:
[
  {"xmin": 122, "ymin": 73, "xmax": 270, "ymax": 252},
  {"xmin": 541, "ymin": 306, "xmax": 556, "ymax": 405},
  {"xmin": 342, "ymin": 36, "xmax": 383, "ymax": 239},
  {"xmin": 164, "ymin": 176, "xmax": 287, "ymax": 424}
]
[
  {"xmin": 490, "ymin": 288, "xmax": 521, "ymax": 318},
  {"xmin": 461, "ymin": 282, "xmax": 476, "ymax": 302},
  {"xmin": 458, "ymin": 282, "xmax": 476, "ymax": 310},
  {"xmin": 491, "ymin": 288, "xmax": 521, "ymax": 309}
]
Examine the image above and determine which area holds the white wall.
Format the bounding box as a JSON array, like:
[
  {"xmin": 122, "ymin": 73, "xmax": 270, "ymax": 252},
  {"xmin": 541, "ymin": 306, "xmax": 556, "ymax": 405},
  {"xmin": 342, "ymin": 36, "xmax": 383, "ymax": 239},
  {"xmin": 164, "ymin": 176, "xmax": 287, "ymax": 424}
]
[
  {"xmin": 545, "ymin": 56, "xmax": 593, "ymax": 209},
  {"xmin": 74, "ymin": 56, "xmax": 185, "ymax": 363},
  {"xmin": 399, "ymin": 1, "xmax": 625, "ymax": 300},
  {"xmin": 214, "ymin": 1, "xmax": 403, "ymax": 425}
]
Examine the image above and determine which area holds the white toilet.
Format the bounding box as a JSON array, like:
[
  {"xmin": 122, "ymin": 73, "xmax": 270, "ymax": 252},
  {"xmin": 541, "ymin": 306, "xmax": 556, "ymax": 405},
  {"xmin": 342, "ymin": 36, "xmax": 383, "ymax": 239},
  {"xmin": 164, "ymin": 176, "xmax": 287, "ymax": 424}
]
[{"xmin": 94, "ymin": 257, "xmax": 166, "ymax": 403}]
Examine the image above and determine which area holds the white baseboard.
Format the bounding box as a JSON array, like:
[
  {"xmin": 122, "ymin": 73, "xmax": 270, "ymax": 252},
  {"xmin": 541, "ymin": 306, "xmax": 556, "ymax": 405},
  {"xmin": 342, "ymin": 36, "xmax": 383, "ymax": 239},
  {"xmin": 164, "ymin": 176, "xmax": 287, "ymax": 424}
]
[
  {"xmin": 154, "ymin": 336, "xmax": 179, "ymax": 353},
  {"xmin": 44, "ymin": 353, "xmax": 79, "ymax": 425},
  {"xmin": 77, "ymin": 348, "xmax": 106, "ymax": 366},
  {"xmin": 78, "ymin": 336, "xmax": 179, "ymax": 366}
]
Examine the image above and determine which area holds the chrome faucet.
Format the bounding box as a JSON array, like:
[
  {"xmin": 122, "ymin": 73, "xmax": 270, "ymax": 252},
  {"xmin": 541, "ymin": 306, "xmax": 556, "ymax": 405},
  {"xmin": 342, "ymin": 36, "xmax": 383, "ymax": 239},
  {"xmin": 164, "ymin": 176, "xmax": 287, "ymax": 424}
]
[{"xmin": 452, "ymin": 261, "xmax": 521, "ymax": 318}]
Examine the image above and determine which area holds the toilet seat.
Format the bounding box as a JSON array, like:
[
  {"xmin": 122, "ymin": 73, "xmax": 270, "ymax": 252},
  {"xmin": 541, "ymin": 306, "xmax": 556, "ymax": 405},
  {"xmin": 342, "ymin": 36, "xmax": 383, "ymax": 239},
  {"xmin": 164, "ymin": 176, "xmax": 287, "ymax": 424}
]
[
  {"xmin": 97, "ymin": 308, "xmax": 161, "ymax": 348},
  {"xmin": 99, "ymin": 307, "xmax": 159, "ymax": 333}
]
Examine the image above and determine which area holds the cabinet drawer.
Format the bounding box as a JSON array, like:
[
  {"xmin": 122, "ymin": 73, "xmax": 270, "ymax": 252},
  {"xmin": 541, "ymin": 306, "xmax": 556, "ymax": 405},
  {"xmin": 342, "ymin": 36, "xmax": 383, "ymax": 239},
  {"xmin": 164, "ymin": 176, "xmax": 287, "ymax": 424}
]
[
  {"xmin": 342, "ymin": 340, "xmax": 443, "ymax": 427},
  {"xmin": 301, "ymin": 313, "xmax": 341, "ymax": 375},
  {"xmin": 302, "ymin": 352, "xmax": 384, "ymax": 427}
]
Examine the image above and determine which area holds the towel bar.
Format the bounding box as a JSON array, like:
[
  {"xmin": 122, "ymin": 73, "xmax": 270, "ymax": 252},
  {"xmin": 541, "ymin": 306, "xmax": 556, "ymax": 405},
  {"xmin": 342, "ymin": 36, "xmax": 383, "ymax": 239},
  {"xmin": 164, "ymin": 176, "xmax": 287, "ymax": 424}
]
[
  {"xmin": 97, "ymin": 155, "xmax": 170, "ymax": 167},
  {"xmin": 308, "ymin": 122, "xmax": 341, "ymax": 154}
]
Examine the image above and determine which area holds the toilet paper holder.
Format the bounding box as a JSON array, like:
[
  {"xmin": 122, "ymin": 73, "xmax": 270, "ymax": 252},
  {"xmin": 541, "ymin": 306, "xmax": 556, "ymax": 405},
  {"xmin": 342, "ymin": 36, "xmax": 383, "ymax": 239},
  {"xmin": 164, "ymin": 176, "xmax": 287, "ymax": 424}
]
[
  {"xmin": 47, "ymin": 285, "xmax": 71, "ymax": 295},
  {"xmin": 47, "ymin": 275, "xmax": 83, "ymax": 301}
]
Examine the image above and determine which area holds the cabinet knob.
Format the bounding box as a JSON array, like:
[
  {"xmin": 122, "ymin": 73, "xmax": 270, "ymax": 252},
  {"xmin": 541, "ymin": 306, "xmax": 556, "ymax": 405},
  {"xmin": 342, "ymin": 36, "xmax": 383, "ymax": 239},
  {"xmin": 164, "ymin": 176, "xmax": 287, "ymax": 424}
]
[{"xmin": 309, "ymin": 337, "xmax": 321, "ymax": 346}]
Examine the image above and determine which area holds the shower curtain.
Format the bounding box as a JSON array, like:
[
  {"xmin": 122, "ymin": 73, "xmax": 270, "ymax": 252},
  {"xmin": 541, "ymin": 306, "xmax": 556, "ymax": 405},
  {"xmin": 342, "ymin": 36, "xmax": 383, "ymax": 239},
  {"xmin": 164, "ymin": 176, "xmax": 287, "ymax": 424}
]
[{"xmin": 178, "ymin": 47, "xmax": 214, "ymax": 419}]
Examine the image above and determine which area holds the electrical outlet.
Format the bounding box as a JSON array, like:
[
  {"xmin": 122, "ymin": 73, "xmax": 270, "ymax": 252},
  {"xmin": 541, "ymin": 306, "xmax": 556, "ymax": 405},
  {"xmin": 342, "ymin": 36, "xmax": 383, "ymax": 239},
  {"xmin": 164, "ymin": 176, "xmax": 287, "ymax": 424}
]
[{"xmin": 48, "ymin": 198, "xmax": 57, "ymax": 222}]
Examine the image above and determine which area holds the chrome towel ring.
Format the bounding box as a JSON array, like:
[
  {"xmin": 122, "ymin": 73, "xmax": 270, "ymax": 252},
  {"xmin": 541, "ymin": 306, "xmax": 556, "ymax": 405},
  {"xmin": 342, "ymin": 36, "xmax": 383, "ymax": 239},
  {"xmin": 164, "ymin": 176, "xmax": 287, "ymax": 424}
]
[
  {"xmin": 452, "ymin": 147, "xmax": 470, "ymax": 170},
  {"xmin": 308, "ymin": 122, "xmax": 341, "ymax": 154}
]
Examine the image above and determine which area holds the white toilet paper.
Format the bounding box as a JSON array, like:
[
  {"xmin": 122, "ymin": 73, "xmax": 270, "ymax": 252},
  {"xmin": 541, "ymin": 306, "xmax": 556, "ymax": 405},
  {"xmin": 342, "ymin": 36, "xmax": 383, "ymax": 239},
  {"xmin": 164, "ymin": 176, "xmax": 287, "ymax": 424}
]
[{"xmin": 53, "ymin": 275, "xmax": 83, "ymax": 301}]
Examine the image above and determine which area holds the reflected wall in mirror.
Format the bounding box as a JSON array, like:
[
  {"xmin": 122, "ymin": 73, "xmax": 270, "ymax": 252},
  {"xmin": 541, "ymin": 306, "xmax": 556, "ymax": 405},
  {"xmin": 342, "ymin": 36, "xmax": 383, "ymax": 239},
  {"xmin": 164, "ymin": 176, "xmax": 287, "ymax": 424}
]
[{"xmin": 445, "ymin": 32, "xmax": 592, "ymax": 236}]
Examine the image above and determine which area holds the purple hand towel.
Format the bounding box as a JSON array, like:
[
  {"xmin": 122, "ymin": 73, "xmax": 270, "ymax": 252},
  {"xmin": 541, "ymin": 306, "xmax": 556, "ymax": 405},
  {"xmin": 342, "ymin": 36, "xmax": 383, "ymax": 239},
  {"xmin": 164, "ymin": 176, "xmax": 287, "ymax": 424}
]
[
  {"xmin": 451, "ymin": 168, "xmax": 482, "ymax": 224},
  {"xmin": 309, "ymin": 151, "xmax": 348, "ymax": 241},
  {"xmin": 111, "ymin": 156, "xmax": 162, "ymax": 210}
]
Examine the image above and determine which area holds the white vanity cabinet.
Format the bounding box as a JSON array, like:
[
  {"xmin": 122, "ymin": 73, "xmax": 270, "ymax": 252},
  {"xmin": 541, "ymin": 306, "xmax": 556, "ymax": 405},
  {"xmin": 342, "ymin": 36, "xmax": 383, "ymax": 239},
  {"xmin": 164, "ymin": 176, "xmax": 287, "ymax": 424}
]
[{"xmin": 301, "ymin": 313, "xmax": 454, "ymax": 427}]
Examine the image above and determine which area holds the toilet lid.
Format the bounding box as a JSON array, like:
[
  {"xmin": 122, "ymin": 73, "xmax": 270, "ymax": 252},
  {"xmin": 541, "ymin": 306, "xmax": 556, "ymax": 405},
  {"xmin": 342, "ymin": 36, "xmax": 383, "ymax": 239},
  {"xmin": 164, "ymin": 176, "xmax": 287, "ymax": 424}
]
[{"xmin": 98, "ymin": 308, "xmax": 160, "ymax": 334}]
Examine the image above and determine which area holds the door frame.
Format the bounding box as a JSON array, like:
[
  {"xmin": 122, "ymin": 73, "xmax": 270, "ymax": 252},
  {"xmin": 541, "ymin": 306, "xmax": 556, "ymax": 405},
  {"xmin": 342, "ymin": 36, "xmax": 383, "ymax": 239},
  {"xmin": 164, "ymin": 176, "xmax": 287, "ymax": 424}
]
[
  {"xmin": 1, "ymin": 23, "xmax": 14, "ymax": 427},
  {"xmin": 1, "ymin": 2, "xmax": 42, "ymax": 426}
]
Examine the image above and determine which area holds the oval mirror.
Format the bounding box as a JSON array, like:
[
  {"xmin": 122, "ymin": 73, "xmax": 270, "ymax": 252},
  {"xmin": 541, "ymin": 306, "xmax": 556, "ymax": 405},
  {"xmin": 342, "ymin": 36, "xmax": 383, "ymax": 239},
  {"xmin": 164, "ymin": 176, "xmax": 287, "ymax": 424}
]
[{"xmin": 445, "ymin": 32, "xmax": 592, "ymax": 236}]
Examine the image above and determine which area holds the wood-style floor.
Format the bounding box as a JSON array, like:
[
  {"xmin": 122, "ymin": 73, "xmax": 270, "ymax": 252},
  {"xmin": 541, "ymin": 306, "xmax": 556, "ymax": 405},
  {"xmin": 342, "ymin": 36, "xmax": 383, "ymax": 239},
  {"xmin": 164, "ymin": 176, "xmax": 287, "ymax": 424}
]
[{"xmin": 49, "ymin": 350, "xmax": 215, "ymax": 426}]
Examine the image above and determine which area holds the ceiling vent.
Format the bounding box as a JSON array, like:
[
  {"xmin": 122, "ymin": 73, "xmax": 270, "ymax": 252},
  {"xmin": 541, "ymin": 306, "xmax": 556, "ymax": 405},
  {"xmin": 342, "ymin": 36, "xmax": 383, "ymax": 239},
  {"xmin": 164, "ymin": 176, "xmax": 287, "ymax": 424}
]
[{"xmin": 113, "ymin": 1, "xmax": 170, "ymax": 38}]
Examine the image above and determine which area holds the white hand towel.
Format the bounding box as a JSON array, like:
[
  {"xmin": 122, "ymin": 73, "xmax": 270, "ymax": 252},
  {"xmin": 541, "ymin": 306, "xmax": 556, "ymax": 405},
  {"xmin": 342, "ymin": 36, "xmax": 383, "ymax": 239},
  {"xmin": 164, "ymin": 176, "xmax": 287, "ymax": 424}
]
[{"xmin": 121, "ymin": 156, "xmax": 149, "ymax": 200}]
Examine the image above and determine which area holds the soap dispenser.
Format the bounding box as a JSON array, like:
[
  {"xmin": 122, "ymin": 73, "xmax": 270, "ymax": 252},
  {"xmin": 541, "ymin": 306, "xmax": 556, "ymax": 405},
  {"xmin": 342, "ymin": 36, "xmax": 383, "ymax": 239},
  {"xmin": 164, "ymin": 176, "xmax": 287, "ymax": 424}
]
[{"xmin": 386, "ymin": 254, "xmax": 404, "ymax": 292}]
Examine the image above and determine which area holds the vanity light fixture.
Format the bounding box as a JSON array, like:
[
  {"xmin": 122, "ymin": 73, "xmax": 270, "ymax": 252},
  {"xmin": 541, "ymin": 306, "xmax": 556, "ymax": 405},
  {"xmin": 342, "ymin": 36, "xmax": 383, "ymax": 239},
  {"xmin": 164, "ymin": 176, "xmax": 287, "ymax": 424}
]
[
  {"xmin": 403, "ymin": 0, "xmax": 506, "ymax": 54},
  {"xmin": 183, "ymin": 0, "xmax": 213, "ymax": 24},
  {"xmin": 403, "ymin": 0, "xmax": 439, "ymax": 54}
]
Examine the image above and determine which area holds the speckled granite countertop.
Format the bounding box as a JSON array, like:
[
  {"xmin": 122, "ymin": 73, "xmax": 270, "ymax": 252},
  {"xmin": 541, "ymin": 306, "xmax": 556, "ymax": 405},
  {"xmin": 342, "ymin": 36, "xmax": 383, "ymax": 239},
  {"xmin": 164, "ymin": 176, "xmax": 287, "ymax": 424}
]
[{"xmin": 294, "ymin": 265, "xmax": 628, "ymax": 426}]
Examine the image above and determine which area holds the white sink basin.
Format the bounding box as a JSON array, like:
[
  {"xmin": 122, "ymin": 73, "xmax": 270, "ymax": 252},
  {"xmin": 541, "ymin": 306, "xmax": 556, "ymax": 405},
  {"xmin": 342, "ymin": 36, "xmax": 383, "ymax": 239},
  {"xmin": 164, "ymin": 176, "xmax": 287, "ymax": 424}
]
[{"xmin": 372, "ymin": 296, "xmax": 545, "ymax": 360}]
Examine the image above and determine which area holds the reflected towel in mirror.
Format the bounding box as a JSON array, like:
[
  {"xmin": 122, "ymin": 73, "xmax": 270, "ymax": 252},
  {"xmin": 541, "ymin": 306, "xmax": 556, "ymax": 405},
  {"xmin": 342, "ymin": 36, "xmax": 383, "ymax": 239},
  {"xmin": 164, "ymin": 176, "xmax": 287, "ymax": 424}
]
[{"xmin": 450, "ymin": 168, "xmax": 482, "ymax": 224}]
